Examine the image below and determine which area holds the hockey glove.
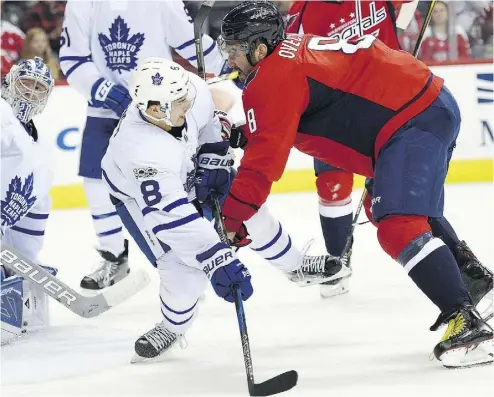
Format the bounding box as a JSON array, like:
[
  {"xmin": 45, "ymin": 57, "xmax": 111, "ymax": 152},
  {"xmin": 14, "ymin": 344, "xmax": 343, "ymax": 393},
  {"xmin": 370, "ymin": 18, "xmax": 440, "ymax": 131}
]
[
  {"xmin": 214, "ymin": 110, "xmax": 247, "ymax": 149},
  {"xmin": 221, "ymin": 192, "xmax": 259, "ymax": 235},
  {"xmin": 230, "ymin": 124, "xmax": 248, "ymax": 149},
  {"xmin": 90, "ymin": 78, "xmax": 132, "ymax": 117},
  {"xmin": 201, "ymin": 243, "xmax": 253, "ymax": 302},
  {"xmin": 195, "ymin": 141, "xmax": 233, "ymax": 205},
  {"xmin": 214, "ymin": 110, "xmax": 233, "ymax": 142},
  {"xmin": 228, "ymin": 223, "xmax": 252, "ymax": 249}
]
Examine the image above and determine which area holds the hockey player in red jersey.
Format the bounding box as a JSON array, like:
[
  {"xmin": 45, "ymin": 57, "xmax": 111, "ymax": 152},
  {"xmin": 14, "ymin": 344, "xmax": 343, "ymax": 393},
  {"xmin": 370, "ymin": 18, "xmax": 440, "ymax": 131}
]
[
  {"xmin": 283, "ymin": 0, "xmax": 417, "ymax": 297},
  {"xmin": 277, "ymin": 1, "xmax": 493, "ymax": 307},
  {"xmin": 218, "ymin": 1, "xmax": 493, "ymax": 368}
]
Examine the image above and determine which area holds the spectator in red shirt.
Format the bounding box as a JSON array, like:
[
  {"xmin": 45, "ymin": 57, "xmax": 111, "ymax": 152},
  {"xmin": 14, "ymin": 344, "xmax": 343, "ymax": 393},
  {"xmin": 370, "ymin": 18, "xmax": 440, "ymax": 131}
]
[
  {"xmin": 21, "ymin": 1, "xmax": 65, "ymax": 55},
  {"xmin": 1, "ymin": 19, "xmax": 24, "ymax": 77},
  {"xmin": 421, "ymin": 1, "xmax": 471, "ymax": 62}
]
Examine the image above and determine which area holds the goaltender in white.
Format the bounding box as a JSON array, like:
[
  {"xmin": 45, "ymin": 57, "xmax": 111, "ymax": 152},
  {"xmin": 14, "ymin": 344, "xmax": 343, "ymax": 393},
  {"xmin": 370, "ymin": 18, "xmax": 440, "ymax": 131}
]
[{"xmin": 1, "ymin": 57, "xmax": 55, "ymax": 344}]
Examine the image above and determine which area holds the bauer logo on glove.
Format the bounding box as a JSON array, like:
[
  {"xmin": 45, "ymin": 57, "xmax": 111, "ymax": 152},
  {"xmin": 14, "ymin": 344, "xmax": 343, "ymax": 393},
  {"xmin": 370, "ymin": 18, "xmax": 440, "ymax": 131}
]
[{"xmin": 202, "ymin": 250, "xmax": 234, "ymax": 278}]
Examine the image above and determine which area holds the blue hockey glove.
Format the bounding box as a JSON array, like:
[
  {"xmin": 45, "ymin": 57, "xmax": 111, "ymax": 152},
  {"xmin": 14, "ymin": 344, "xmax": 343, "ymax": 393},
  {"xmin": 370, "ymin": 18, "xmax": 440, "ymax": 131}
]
[
  {"xmin": 195, "ymin": 141, "xmax": 233, "ymax": 205},
  {"xmin": 90, "ymin": 78, "xmax": 132, "ymax": 117},
  {"xmin": 200, "ymin": 243, "xmax": 252, "ymax": 302}
]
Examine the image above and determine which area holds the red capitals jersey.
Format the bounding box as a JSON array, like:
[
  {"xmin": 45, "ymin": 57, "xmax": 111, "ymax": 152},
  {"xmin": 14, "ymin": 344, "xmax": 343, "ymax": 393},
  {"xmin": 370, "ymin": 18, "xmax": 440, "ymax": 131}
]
[
  {"xmin": 285, "ymin": 0, "xmax": 407, "ymax": 50},
  {"xmin": 1, "ymin": 21, "xmax": 24, "ymax": 77},
  {"xmin": 230, "ymin": 34, "xmax": 443, "ymax": 214}
]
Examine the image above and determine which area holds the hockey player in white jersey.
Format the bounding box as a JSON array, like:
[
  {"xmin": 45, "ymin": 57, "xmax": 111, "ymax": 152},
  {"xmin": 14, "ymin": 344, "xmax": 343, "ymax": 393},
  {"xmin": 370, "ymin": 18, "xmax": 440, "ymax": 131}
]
[
  {"xmin": 59, "ymin": 0, "xmax": 228, "ymax": 290},
  {"xmin": 1, "ymin": 57, "xmax": 56, "ymax": 343},
  {"xmin": 101, "ymin": 58, "xmax": 348, "ymax": 360}
]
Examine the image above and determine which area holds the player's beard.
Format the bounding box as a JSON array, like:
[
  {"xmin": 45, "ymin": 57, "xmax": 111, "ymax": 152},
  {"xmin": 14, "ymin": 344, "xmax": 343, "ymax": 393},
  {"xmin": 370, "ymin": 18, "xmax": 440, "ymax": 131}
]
[{"xmin": 236, "ymin": 66, "xmax": 252, "ymax": 83}]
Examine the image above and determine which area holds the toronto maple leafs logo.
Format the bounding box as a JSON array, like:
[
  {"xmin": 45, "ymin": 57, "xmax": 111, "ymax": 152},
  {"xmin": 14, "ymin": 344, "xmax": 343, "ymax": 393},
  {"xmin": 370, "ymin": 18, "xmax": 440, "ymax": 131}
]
[
  {"xmin": 98, "ymin": 16, "xmax": 145, "ymax": 74},
  {"xmin": 1, "ymin": 174, "xmax": 37, "ymax": 227},
  {"xmin": 151, "ymin": 72, "xmax": 163, "ymax": 86}
]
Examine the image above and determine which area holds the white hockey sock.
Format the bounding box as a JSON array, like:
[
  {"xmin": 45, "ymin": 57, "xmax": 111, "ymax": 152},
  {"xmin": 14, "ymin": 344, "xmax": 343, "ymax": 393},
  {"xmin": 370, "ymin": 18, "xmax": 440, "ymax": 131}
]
[
  {"xmin": 246, "ymin": 204, "xmax": 301, "ymax": 272},
  {"xmin": 157, "ymin": 253, "xmax": 204, "ymax": 335},
  {"xmin": 83, "ymin": 177, "xmax": 125, "ymax": 256}
]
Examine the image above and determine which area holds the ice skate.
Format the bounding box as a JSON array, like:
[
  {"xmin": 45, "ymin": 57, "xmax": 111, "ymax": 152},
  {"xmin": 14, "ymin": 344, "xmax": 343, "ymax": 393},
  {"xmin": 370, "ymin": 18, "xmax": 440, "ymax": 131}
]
[
  {"xmin": 320, "ymin": 239, "xmax": 353, "ymax": 298},
  {"xmin": 288, "ymin": 254, "xmax": 351, "ymax": 287},
  {"xmin": 80, "ymin": 239, "xmax": 130, "ymax": 290},
  {"xmin": 131, "ymin": 322, "xmax": 183, "ymax": 363},
  {"xmin": 455, "ymin": 241, "xmax": 493, "ymax": 321},
  {"xmin": 431, "ymin": 305, "xmax": 494, "ymax": 368}
]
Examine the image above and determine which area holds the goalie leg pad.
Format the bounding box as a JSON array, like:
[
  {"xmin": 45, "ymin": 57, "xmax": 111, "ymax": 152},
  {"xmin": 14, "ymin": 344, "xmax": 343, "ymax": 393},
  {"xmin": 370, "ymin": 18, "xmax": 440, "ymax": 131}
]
[{"xmin": 1, "ymin": 276, "xmax": 24, "ymax": 344}]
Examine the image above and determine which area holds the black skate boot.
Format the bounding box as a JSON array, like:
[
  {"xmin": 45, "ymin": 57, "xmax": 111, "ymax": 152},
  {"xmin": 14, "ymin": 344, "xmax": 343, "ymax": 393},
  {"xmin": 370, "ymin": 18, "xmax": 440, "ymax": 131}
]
[
  {"xmin": 131, "ymin": 322, "xmax": 179, "ymax": 363},
  {"xmin": 320, "ymin": 238, "xmax": 353, "ymax": 298},
  {"xmin": 80, "ymin": 239, "xmax": 130, "ymax": 290},
  {"xmin": 454, "ymin": 241, "xmax": 493, "ymax": 320},
  {"xmin": 431, "ymin": 305, "xmax": 493, "ymax": 368},
  {"xmin": 288, "ymin": 254, "xmax": 351, "ymax": 287}
]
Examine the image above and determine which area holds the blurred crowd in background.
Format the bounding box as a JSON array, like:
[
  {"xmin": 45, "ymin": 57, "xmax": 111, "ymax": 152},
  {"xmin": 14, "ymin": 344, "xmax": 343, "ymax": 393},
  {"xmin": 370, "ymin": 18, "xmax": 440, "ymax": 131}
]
[{"xmin": 1, "ymin": 1, "xmax": 493, "ymax": 81}]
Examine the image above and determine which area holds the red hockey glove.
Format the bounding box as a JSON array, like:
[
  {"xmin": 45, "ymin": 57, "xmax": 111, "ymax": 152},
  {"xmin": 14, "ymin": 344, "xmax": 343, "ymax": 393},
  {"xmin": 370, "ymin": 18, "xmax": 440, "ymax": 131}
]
[
  {"xmin": 222, "ymin": 193, "xmax": 259, "ymax": 235},
  {"xmin": 227, "ymin": 223, "xmax": 252, "ymax": 249}
]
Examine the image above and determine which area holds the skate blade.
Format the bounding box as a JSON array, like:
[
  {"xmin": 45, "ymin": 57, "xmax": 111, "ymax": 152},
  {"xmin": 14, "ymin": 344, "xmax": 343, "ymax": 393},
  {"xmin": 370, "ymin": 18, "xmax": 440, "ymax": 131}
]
[
  {"xmin": 130, "ymin": 354, "xmax": 146, "ymax": 364},
  {"xmin": 320, "ymin": 278, "xmax": 351, "ymax": 299},
  {"xmin": 440, "ymin": 338, "xmax": 494, "ymax": 369},
  {"xmin": 130, "ymin": 352, "xmax": 168, "ymax": 364},
  {"xmin": 294, "ymin": 266, "xmax": 352, "ymax": 287}
]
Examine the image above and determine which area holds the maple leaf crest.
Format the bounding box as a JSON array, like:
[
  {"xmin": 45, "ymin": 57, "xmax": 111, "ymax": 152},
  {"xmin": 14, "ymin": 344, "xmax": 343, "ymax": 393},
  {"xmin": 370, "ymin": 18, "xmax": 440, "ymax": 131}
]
[
  {"xmin": 98, "ymin": 16, "xmax": 146, "ymax": 74},
  {"xmin": 1, "ymin": 173, "xmax": 37, "ymax": 227}
]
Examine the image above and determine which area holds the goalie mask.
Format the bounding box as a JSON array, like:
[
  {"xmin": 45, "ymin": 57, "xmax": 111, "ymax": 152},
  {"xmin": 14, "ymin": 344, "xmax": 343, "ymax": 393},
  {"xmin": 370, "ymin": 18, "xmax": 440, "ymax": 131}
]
[
  {"xmin": 3, "ymin": 57, "xmax": 54, "ymax": 123},
  {"xmin": 129, "ymin": 57, "xmax": 196, "ymax": 127}
]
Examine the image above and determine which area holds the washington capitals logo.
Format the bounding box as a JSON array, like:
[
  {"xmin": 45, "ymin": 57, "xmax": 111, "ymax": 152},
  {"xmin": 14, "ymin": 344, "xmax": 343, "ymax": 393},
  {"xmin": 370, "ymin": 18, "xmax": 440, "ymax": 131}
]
[
  {"xmin": 1, "ymin": 174, "xmax": 37, "ymax": 227},
  {"xmin": 152, "ymin": 72, "xmax": 163, "ymax": 86},
  {"xmin": 98, "ymin": 16, "xmax": 145, "ymax": 74}
]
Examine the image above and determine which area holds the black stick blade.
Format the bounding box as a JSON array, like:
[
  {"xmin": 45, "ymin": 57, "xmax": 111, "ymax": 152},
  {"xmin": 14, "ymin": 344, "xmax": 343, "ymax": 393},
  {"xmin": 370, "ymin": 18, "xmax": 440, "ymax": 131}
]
[{"xmin": 249, "ymin": 370, "xmax": 298, "ymax": 396}]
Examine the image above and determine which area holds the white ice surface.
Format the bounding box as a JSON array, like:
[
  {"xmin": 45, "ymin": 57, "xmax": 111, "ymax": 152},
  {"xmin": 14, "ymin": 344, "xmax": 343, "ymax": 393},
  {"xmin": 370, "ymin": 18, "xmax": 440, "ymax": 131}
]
[{"xmin": 2, "ymin": 184, "xmax": 493, "ymax": 397}]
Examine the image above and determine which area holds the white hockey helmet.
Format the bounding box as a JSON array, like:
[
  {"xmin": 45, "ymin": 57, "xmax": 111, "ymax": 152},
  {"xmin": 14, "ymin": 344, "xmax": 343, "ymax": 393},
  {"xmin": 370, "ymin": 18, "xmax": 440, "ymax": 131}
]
[
  {"xmin": 3, "ymin": 57, "xmax": 54, "ymax": 123},
  {"xmin": 129, "ymin": 57, "xmax": 193, "ymax": 126}
]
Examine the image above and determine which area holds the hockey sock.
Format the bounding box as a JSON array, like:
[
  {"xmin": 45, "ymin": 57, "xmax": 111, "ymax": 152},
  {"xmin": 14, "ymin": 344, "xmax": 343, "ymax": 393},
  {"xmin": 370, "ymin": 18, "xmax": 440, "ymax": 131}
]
[
  {"xmin": 245, "ymin": 205, "xmax": 301, "ymax": 272},
  {"xmin": 378, "ymin": 216, "xmax": 471, "ymax": 312},
  {"xmin": 405, "ymin": 239, "xmax": 471, "ymax": 311},
  {"xmin": 84, "ymin": 177, "xmax": 125, "ymax": 256},
  {"xmin": 315, "ymin": 169, "xmax": 354, "ymax": 256},
  {"xmin": 319, "ymin": 204, "xmax": 353, "ymax": 256}
]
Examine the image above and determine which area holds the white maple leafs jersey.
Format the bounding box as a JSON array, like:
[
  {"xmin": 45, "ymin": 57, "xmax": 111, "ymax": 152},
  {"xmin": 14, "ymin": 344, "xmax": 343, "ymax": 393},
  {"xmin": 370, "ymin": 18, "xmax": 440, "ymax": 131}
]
[
  {"xmin": 0, "ymin": 98, "xmax": 54, "ymax": 260},
  {"xmin": 101, "ymin": 73, "xmax": 226, "ymax": 270},
  {"xmin": 59, "ymin": 0, "xmax": 225, "ymax": 119}
]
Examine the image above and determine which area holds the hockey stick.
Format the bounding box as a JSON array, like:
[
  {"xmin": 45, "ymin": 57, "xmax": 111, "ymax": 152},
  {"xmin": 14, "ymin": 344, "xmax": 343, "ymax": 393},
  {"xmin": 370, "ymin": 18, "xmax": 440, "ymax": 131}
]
[
  {"xmin": 0, "ymin": 243, "xmax": 150, "ymax": 318},
  {"xmin": 339, "ymin": 0, "xmax": 438, "ymax": 265},
  {"xmin": 195, "ymin": 3, "xmax": 297, "ymax": 392},
  {"xmin": 213, "ymin": 199, "xmax": 298, "ymax": 396},
  {"xmin": 194, "ymin": 0, "xmax": 216, "ymax": 80}
]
